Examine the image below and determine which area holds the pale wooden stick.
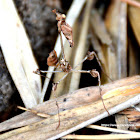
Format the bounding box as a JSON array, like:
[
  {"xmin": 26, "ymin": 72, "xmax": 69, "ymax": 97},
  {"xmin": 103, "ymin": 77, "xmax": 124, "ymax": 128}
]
[
  {"xmin": 0, "ymin": 76, "xmax": 139, "ymax": 133},
  {"xmin": 17, "ymin": 106, "xmax": 50, "ymax": 118},
  {"xmin": 0, "ymin": 76, "xmax": 140, "ymax": 139},
  {"xmin": 62, "ymin": 134, "xmax": 140, "ymax": 139},
  {"xmin": 0, "ymin": 0, "xmax": 41, "ymax": 107},
  {"xmin": 87, "ymin": 124, "xmax": 140, "ymax": 134},
  {"xmin": 40, "ymin": 70, "xmax": 63, "ymax": 73},
  {"xmin": 50, "ymin": 94, "xmax": 140, "ymax": 140}
]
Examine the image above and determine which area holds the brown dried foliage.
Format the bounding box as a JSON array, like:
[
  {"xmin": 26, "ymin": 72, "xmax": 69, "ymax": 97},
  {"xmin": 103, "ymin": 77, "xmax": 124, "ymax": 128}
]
[
  {"xmin": 52, "ymin": 9, "xmax": 74, "ymax": 47},
  {"xmin": 47, "ymin": 50, "xmax": 58, "ymax": 66}
]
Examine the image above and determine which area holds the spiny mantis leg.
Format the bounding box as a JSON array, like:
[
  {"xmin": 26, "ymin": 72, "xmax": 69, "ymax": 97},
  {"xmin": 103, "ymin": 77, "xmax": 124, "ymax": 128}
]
[
  {"xmin": 71, "ymin": 69, "xmax": 110, "ymax": 116},
  {"xmin": 94, "ymin": 70, "xmax": 110, "ymax": 116},
  {"xmin": 39, "ymin": 70, "xmax": 63, "ymax": 73},
  {"xmin": 73, "ymin": 56, "xmax": 88, "ymax": 69}
]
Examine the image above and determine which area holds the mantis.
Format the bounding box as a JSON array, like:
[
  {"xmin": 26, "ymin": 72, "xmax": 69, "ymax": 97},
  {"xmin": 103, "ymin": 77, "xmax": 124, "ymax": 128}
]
[{"xmin": 19, "ymin": 9, "xmax": 110, "ymax": 129}]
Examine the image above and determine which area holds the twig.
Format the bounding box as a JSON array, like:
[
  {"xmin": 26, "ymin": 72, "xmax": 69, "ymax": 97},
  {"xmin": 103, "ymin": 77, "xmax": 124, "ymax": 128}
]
[
  {"xmin": 87, "ymin": 124, "xmax": 140, "ymax": 134},
  {"xmin": 62, "ymin": 134, "xmax": 140, "ymax": 139},
  {"xmin": 17, "ymin": 106, "xmax": 50, "ymax": 118}
]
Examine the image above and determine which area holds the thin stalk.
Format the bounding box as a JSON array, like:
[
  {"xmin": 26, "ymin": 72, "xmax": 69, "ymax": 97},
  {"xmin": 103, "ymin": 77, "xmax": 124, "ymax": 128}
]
[
  {"xmin": 87, "ymin": 124, "xmax": 140, "ymax": 134},
  {"xmin": 59, "ymin": 32, "xmax": 66, "ymax": 60},
  {"xmin": 56, "ymin": 73, "xmax": 69, "ymax": 85},
  {"xmin": 72, "ymin": 70, "xmax": 90, "ymax": 73}
]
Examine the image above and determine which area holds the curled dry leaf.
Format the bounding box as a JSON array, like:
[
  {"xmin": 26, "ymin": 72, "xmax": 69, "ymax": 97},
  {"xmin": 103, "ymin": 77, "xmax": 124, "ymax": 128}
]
[
  {"xmin": 90, "ymin": 69, "xmax": 98, "ymax": 78},
  {"xmin": 87, "ymin": 51, "xmax": 95, "ymax": 60},
  {"xmin": 47, "ymin": 50, "xmax": 58, "ymax": 66},
  {"xmin": 52, "ymin": 9, "xmax": 74, "ymax": 47}
]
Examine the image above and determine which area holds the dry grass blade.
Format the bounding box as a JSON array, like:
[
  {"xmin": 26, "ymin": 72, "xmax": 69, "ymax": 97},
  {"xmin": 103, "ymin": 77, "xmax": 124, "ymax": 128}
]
[
  {"xmin": 90, "ymin": 10, "xmax": 111, "ymax": 83},
  {"xmin": 41, "ymin": 0, "xmax": 86, "ymax": 103},
  {"xmin": 90, "ymin": 10, "xmax": 112, "ymax": 45},
  {"xmin": 105, "ymin": 0, "xmax": 121, "ymax": 81},
  {"xmin": 0, "ymin": 0, "xmax": 41, "ymax": 107},
  {"xmin": 87, "ymin": 124, "xmax": 139, "ymax": 134},
  {"xmin": 69, "ymin": 0, "xmax": 95, "ymax": 92},
  {"xmin": 117, "ymin": 2, "xmax": 127, "ymax": 79},
  {"xmin": 62, "ymin": 134, "xmax": 140, "ymax": 139}
]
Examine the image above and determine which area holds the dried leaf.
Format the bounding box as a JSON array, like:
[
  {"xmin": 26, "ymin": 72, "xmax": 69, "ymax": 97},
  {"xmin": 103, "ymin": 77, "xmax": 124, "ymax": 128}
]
[
  {"xmin": 47, "ymin": 50, "xmax": 58, "ymax": 66},
  {"xmin": 61, "ymin": 22, "xmax": 74, "ymax": 47},
  {"xmin": 52, "ymin": 9, "xmax": 74, "ymax": 47}
]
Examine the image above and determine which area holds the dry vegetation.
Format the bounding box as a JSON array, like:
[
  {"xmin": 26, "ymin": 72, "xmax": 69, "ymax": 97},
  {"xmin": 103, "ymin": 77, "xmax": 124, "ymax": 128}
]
[{"xmin": 0, "ymin": 0, "xmax": 140, "ymax": 139}]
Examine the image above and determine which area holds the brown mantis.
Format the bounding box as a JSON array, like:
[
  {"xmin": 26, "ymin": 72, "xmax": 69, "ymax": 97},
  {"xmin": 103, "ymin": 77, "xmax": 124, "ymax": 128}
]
[
  {"xmin": 34, "ymin": 9, "xmax": 110, "ymax": 114},
  {"xmin": 18, "ymin": 9, "xmax": 110, "ymax": 129}
]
